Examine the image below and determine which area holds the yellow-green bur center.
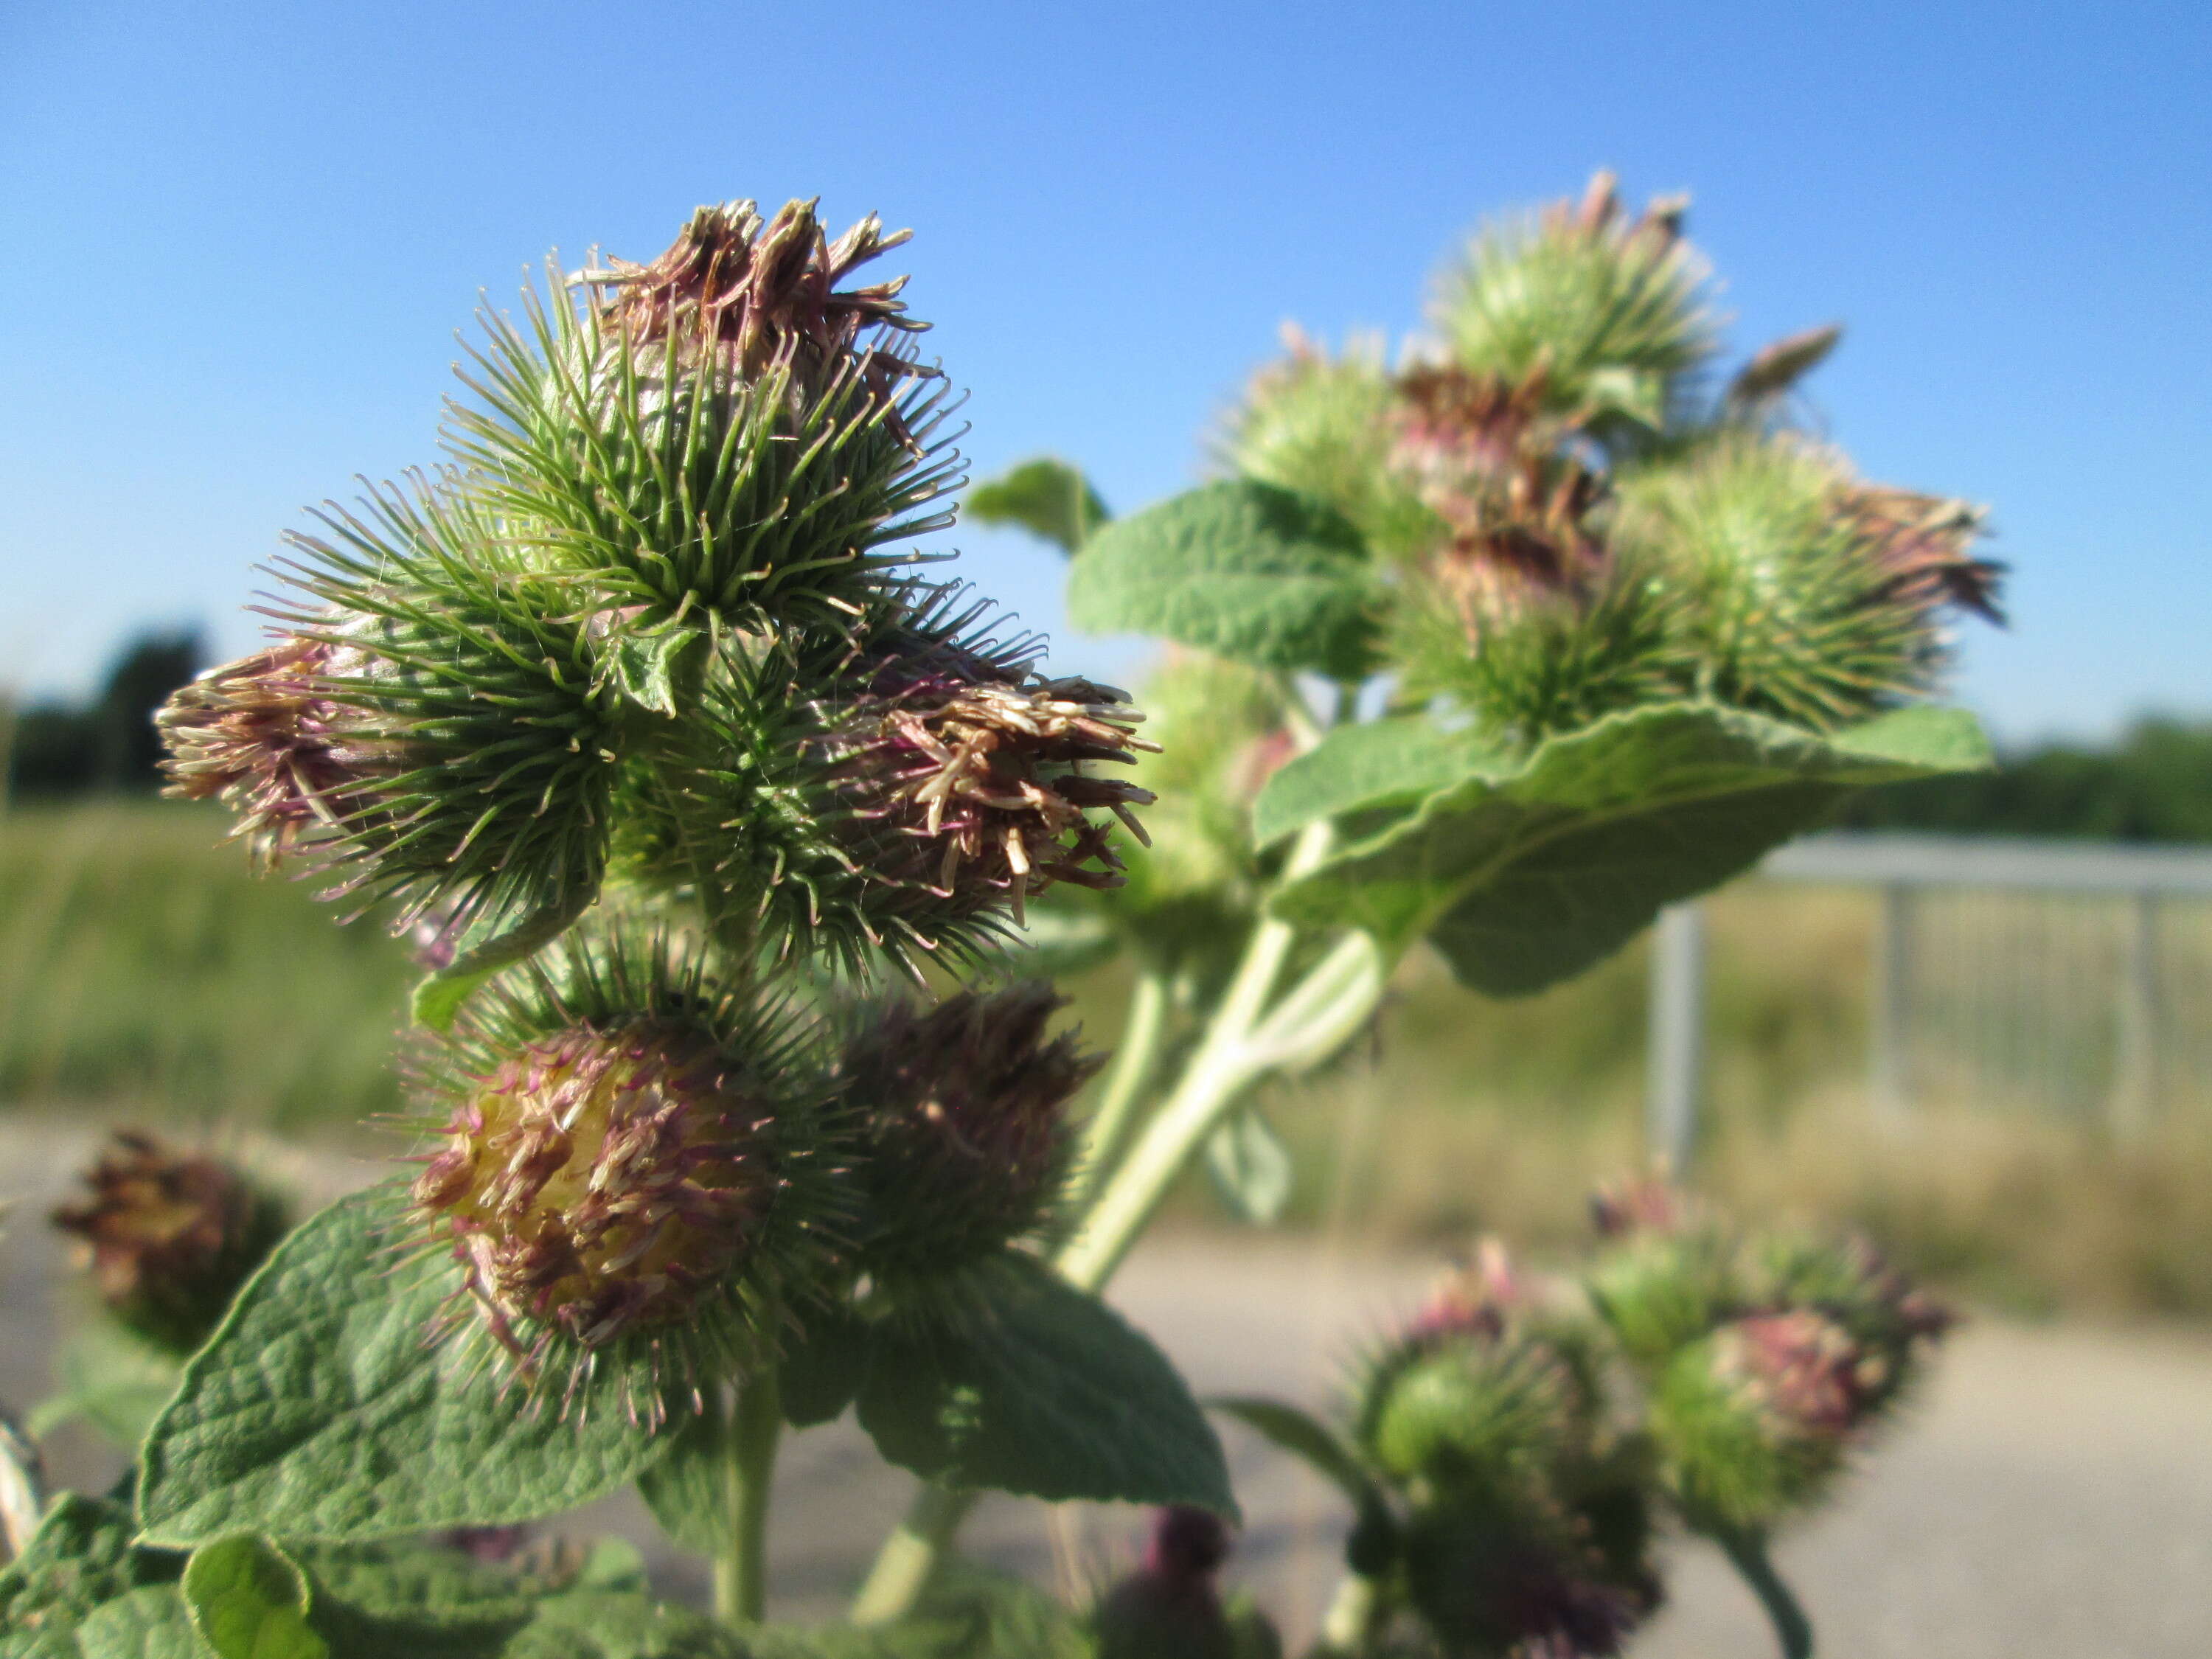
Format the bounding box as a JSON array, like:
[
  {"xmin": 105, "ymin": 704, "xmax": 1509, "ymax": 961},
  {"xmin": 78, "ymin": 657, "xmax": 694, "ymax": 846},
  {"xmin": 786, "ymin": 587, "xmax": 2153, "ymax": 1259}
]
[{"xmin": 416, "ymin": 1026, "xmax": 772, "ymax": 1346}]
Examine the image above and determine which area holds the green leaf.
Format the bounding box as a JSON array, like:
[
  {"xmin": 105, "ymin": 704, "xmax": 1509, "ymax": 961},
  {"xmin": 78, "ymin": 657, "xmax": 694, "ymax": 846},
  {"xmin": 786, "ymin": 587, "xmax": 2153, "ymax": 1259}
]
[
  {"xmin": 1203, "ymin": 1107, "xmax": 1295, "ymax": 1225},
  {"xmin": 138, "ymin": 1185, "xmax": 672, "ymax": 1548},
  {"xmin": 284, "ymin": 1540, "xmax": 543, "ymax": 1640},
  {"xmin": 75, "ymin": 1585, "xmax": 207, "ymax": 1659},
  {"xmin": 182, "ymin": 1537, "xmax": 328, "ymax": 1659},
  {"xmin": 0, "ymin": 1493, "xmax": 172, "ymax": 1653},
  {"xmin": 779, "ymin": 1304, "xmax": 876, "ymax": 1430},
  {"xmin": 500, "ymin": 1591, "xmax": 744, "ymax": 1659},
  {"xmin": 855, "ymin": 1256, "xmax": 1235, "ymax": 1514},
  {"xmin": 599, "ymin": 629, "xmax": 696, "ymax": 719},
  {"xmin": 965, "ymin": 459, "xmax": 1110, "ymax": 555},
  {"xmin": 633, "ymin": 1405, "xmax": 729, "ymax": 1557},
  {"xmin": 1252, "ymin": 717, "xmax": 1508, "ymax": 849},
  {"xmin": 1272, "ymin": 703, "xmax": 1992, "ymax": 995},
  {"xmin": 1209, "ymin": 1397, "xmax": 1383, "ymax": 1515},
  {"xmin": 1067, "ymin": 481, "xmax": 1380, "ymax": 678}
]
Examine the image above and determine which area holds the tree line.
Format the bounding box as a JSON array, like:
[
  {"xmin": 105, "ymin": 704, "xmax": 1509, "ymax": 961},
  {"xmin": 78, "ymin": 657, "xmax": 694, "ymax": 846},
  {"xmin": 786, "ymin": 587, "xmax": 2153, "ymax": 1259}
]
[{"xmin": 4, "ymin": 629, "xmax": 2209, "ymax": 844}]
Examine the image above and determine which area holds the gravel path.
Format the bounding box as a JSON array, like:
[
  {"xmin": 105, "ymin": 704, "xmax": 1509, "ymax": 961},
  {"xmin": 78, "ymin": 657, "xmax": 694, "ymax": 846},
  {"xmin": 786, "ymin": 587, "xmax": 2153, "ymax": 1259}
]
[{"xmin": 5, "ymin": 1118, "xmax": 2209, "ymax": 1655}]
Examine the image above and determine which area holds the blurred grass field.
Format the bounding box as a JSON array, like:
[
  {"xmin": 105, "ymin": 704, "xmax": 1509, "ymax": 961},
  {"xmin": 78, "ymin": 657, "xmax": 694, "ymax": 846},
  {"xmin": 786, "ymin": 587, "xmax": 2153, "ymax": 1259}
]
[{"xmin": 4, "ymin": 797, "xmax": 2208, "ymax": 1318}]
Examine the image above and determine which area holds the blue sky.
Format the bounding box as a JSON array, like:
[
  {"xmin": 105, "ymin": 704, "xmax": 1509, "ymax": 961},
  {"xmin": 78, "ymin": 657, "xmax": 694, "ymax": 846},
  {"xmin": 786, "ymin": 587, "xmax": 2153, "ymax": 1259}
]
[{"xmin": 4, "ymin": 1, "xmax": 2206, "ymax": 742}]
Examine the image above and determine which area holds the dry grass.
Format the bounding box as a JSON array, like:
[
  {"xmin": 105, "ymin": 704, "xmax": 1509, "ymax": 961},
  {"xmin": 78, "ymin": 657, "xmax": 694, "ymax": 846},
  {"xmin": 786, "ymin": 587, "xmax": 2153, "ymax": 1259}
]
[{"xmin": 4, "ymin": 799, "xmax": 2208, "ymax": 1317}]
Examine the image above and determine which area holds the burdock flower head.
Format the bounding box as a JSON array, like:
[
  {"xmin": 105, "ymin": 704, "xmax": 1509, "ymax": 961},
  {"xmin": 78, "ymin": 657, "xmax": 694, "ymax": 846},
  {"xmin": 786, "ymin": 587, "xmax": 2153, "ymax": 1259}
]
[
  {"xmin": 1382, "ymin": 364, "xmax": 1675, "ymax": 746},
  {"xmin": 406, "ymin": 934, "xmax": 839, "ymax": 1402},
  {"xmin": 1360, "ymin": 1253, "xmax": 1658, "ymax": 1659},
  {"xmin": 835, "ymin": 982, "xmax": 1099, "ymax": 1276},
  {"xmin": 51, "ymin": 1131, "xmax": 291, "ymax": 1355},
  {"xmin": 157, "ymin": 637, "xmax": 390, "ymax": 869},
  {"xmin": 578, "ymin": 197, "xmax": 928, "ymax": 393},
  {"xmin": 1652, "ymin": 1234, "xmax": 1950, "ymax": 1533},
  {"xmin": 1391, "ymin": 364, "xmax": 1608, "ymax": 609},
  {"xmin": 824, "ymin": 626, "xmax": 1158, "ymax": 927}
]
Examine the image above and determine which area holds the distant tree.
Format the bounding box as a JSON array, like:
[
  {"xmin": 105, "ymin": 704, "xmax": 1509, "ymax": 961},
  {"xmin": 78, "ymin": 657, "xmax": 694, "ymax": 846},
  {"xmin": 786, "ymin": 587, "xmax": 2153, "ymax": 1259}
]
[
  {"xmin": 1838, "ymin": 714, "xmax": 2212, "ymax": 843},
  {"xmin": 94, "ymin": 630, "xmax": 202, "ymax": 788},
  {"xmin": 4, "ymin": 628, "xmax": 202, "ymax": 800}
]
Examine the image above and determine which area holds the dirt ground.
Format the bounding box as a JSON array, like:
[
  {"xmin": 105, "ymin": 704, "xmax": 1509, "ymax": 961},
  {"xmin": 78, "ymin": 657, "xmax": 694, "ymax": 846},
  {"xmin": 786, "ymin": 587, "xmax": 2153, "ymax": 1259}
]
[{"xmin": 5, "ymin": 1119, "xmax": 2210, "ymax": 1655}]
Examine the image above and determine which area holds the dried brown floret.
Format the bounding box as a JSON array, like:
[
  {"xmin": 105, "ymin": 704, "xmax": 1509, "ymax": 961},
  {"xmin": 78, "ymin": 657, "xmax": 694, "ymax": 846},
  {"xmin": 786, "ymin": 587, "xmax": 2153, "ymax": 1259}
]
[
  {"xmin": 156, "ymin": 638, "xmax": 392, "ymax": 869},
  {"xmin": 825, "ymin": 661, "xmax": 1157, "ymax": 925}
]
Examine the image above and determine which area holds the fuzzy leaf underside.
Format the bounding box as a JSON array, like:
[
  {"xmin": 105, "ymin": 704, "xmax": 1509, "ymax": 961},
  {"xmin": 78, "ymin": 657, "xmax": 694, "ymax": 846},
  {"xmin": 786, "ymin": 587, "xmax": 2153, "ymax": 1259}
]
[
  {"xmin": 633, "ymin": 1407, "xmax": 730, "ymax": 1557},
  {"xmin": 137, "ymin": 1185, "xmax": 672, "ymax": 1548},
  {"xmin": 1270, "ymin": 703, "xmax": 1991, "ymax": 995},
  {"xmin": 855, "ymin": 1256, "xmax": 1236, "ymax": 1514},
  {"xmin": 29, "ymin": 1323, "xmax": 187, "ymax": 1450},
  {"xmin": 1066, "ymin": 480, "xmax": 1380, "ymax": 678},
  {"xmin": 1253, "ymin": 717, "xmax": 1511, "ymax": 849}
]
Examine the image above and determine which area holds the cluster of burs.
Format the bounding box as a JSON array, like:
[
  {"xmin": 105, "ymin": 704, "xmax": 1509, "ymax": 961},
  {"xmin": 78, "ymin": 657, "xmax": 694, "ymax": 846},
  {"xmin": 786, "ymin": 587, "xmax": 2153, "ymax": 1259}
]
[
  {"xmin": 1222, "ymin": 171, "xmax": 2000, "ymax": 747},
  {"xmin": 156, "ymin": 200, "xmax": 1154, "ymax": 1390},
  {"xmin": 1297, "ymin": 1182, "xmax": 1948, "ymax": 1658}
]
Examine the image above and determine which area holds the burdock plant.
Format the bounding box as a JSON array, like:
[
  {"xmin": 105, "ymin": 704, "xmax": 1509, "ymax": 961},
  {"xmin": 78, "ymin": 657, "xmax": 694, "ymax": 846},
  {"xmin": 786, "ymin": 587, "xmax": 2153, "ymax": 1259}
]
[{"xmin": 7, "ymin": 176, "xmax": 1993, "ymax": 1658}]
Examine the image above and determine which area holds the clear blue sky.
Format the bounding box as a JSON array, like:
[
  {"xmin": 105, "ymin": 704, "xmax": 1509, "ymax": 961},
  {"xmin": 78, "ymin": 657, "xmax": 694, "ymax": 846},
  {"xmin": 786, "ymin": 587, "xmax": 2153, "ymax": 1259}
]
[{"xmin": 4, "ymin": 1, "xmax": 2207, "ymax": 743}]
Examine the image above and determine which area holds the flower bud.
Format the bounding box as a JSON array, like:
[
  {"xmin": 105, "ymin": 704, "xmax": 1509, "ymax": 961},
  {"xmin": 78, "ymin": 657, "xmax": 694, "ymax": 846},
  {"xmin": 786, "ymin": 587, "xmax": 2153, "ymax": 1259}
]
[
  {"xmin": 1093, "ymin": 1509, "xmax": 1279, "ymax": 1659},
  {"xmin": 406, "ymin": 938, "xmax": 840, "ymax": 1402},
  {"xmin": 1430, "ymin": 171, "xmax": 1717, "ymax": 429},
  {"xmin": 456, "ymin": 202, "xmax": 961, "ymax": 641},
  {"xmin": 1613, "ymin": 433, "xmax": 2000, "ymax": 731},
  {"xmin": 1355, "ymin": 1248, "xmax": 1599, "ymax": 1499},
  {"xmin": 1652, "ymin": 1309, "xmax": 1868, "ymax": 1532},
  {"xmin": 412, "ymin": 1022, "xmax": 783, "ymax": 1358},
  {"xmin": 1399, "ymin": 1500, "xmax": 1652, "ymax": 1659},
  {"xmin": 50, "ymin": 1131, "xmax": 291, "ymax": 1356},
  {"xmin": 157, "ymin": 638, "xmax": 391, "ymax": 870},
  {"xmin": 835, "ymin": 984, "xmax": 1097, "ymax": 1275},
  {"xmin": 1583, "ymin": 1188, "xmax": 1743, "ymax": 1373},
  {"xmin": 824, "ymin": 640, "xmax": 1157, "ymax": 928}
]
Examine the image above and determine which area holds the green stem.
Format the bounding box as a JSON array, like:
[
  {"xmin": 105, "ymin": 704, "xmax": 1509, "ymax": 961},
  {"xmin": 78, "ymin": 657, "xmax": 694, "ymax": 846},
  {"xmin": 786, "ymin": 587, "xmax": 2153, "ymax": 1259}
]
[
  {"xmin": 712, "ymin": 1369, "xmax": 782, "ymax": 1626},
  {"xmin": 1718, "ymin": 1527, "xmax": 1814, "ymax": 1659},
  {"xmin": 1057, "ymin": 822, "xmax": 1340, "ymax": 1293},
  {"xmin": 852, "ymin": 830, "xmax": 1394, "ymax": 1623},
  {"xmin": 848, "ymin": 1482, "xmax": 975, "ymax": 1624},
  {"xmin": 1070, "ymin": 967, "xmax": 1173, "ymax": 1206}
]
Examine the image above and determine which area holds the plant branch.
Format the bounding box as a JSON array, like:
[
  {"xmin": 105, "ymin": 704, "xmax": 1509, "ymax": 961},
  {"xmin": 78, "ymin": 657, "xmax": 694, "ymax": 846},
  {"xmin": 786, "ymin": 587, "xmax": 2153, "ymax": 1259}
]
[
  {"xmin": 852, "ymin": 824, "xmax": 1389, "ymax": 1622},
  {"xmin": 1057, "ymin": 821, "xmax": 1342, "ymax": 1293},
  {"xmin": 1718, "ymin": 1527, "xmax": 1815, "ymax": 1659},
  {"xmin": 712, "ymin": 1368, "xmax": 783, "ymax": 1626},
  {"xmin": 1070, "ymin": 967, "xmax": 1174, "ymax": 1206},
  {"xmin": 849, "ymin": 1481, "xmax": 975, "ymax": 1624}
]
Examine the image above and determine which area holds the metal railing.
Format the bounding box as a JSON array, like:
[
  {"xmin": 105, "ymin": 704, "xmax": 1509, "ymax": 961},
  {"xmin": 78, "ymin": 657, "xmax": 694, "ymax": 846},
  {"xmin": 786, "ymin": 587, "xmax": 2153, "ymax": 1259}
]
[{"xmin": 1645, "ymin": 833, "xmax": 2212, "ymax": 1169}]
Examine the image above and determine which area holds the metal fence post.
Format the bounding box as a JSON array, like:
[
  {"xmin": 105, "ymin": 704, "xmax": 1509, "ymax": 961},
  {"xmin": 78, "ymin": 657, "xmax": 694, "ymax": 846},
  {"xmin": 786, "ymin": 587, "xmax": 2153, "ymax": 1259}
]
[
  {"xmin": 2109, "ymin": 890, "xmax": 2163, "ymax": 1139},
  {"xmin": 1646, "ymin": 902, "xmax": 1706, "ymax": 1176},
  {"xmin": 1871, "ymin": 883, "xmax": 1916, "ymax": 1121}
]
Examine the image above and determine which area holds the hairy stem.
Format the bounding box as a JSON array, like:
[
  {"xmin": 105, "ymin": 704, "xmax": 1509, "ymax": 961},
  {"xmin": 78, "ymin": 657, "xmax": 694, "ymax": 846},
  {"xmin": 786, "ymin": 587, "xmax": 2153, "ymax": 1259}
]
[
  {"xmin": 852, "ymin": 829, "xmax": 1394, "ymax": 1621},
  {"xmin": 712, "ymin": 1369, "xmax": 783, "ymax": 1626},
  {"xmin": 1057, "ymin": 821, "xmax": 1340, "ymax": 1293},
  {"xmin": 1069, "ymin": 967, "xmax": 1174, "ymax": 1206},
  {"xmin": 1718, "ymin": 1527, "xmax": 1814, "ymax": 1659}
]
